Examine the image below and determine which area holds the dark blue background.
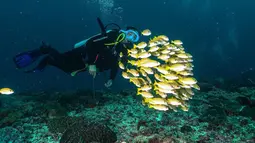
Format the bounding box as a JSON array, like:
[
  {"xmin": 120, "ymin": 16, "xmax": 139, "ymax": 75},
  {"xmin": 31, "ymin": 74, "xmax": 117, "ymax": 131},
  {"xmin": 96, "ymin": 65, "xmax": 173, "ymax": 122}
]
[{"xmin": 0, "ymin": 0, "xmax": 254, "ymax": 92}]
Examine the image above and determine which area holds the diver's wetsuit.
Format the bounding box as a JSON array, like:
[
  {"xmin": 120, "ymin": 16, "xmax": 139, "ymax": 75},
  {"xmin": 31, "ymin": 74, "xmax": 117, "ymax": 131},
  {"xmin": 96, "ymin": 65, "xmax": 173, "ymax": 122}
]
[{"xmin": 35, "ymin": 30, "xmax": 130, "ymax": 80}]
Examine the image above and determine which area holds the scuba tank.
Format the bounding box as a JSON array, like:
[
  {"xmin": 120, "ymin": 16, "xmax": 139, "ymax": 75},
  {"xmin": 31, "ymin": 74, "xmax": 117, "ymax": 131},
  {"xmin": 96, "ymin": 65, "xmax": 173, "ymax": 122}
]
[
  {"xmin": 74, "ymin": 39, "xmax": 89, "ymax": 49},
  {"xmin": 74, "ymin": 18, "xmax": 121, "ymax": 49}
]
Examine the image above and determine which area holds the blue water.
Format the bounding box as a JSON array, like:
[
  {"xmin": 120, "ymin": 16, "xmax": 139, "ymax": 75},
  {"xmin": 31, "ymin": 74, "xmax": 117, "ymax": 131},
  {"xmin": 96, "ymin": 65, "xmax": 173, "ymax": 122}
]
[{"xmin": 0, "ymin": 0, "xmax": 254, "ymax": 92}]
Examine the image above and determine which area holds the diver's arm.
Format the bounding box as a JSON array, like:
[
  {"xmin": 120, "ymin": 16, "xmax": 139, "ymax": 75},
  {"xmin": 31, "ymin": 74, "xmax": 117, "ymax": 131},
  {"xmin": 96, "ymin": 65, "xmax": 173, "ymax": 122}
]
[
  {"xmin": 109, "ymin": 44, "xmax": 129, "ymax": 80},
  {"xmin": 85, "ymin": 33, "xmax": 114, "ymax": 65},
  {"xmin": 118, "ymin": 43, "xmax": 131, "ymax": 72},
  {"xmin": 109, "ymin": 61, "xmax": 119, "ymax": 80},
  {"xmin": 84, "ymin": 41, "xmax": 100, "ymax": 65},
  {"xmin": 121, "ymin": 47, "xmax": 128, "ymax": 68}
]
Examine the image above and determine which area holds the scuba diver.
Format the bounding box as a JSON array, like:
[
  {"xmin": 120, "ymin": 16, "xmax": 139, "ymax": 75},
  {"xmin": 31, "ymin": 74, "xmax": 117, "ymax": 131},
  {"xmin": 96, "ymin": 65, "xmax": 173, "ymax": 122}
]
[{"xmin": 13, "ymin": 18, "xmax": 140, "ymax": 88}]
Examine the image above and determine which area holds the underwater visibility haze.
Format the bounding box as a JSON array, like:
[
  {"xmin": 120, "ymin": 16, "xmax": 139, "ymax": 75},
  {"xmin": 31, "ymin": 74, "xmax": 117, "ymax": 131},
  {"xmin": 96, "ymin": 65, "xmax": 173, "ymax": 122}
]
[{"xmin": 0, "ymin": 0, "xmax": 255, "ymax": 142}]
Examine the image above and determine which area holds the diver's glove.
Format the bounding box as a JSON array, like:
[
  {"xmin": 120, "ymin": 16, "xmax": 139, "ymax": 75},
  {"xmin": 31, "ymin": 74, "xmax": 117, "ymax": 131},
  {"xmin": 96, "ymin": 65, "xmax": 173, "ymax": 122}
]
[
  {"xmin": 89, "ymin": 65, "xmax": 97, "ymax": 78},
  {"xmin": 105, "ymin": 79, "xmax": 113, "ymax": 88}
]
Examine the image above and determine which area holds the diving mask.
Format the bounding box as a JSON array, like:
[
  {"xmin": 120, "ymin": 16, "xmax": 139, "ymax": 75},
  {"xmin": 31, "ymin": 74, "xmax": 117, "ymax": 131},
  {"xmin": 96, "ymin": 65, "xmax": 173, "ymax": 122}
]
[{"xmin": 120, "ymin": 29, "xmax": 140, "ymax": 43}]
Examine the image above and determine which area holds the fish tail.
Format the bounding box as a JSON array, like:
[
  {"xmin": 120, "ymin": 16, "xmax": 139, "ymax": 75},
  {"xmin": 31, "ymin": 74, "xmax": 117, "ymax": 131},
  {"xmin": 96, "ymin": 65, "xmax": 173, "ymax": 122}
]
[
  {"xmin": 142, "ymin": 100, "xmax": 146, "ymax": 106},
  {"xmin": 153, "ymin": 81, "xmax": 158, "ymax": 86},
  {"xmin": 144, "ymin": 98, "xmax": 151, "ymax": 103},
  {"xmin": 148, "ymin": 104, "xmax": 153, "ymax": 108}
]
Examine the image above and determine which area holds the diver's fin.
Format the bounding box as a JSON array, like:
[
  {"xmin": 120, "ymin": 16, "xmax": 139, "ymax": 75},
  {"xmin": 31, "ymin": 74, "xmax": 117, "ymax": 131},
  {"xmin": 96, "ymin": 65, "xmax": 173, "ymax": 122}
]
[{"xmin": 13, "ymin": 49, "xmax": 42, "ymax": 69}]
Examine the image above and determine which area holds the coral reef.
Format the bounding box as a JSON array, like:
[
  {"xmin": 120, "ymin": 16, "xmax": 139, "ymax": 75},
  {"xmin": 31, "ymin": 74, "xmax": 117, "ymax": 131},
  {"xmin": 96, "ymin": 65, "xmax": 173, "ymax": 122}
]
[
  {"xmin": 60, "ymin": 120, "xmax": 117, "ymax": 143},
  {"xmin": 47, "ymin": 116, "xmax": 84, "ymax": 134},
  {"xmin": 0, "ymin": 127, "xmax": 25, "ymax": 143},
  {"xmin": 0, "ymin": 87, "xmax": 255, "ymax": 142}
]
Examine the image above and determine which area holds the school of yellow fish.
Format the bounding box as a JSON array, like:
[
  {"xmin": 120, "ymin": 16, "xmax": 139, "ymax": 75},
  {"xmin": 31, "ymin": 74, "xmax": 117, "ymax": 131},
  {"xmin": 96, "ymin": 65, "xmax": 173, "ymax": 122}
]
[{"xmin": 119, "ymin": 29, "xmax": 200, "ymax": 112}]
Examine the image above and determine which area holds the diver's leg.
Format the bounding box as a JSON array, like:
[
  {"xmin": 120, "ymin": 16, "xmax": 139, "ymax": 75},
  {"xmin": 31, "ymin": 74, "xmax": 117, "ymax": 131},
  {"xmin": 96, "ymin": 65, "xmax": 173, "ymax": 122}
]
[
  {"xmin": 26, "ymin": 46, "xmax": 88, "ymax": 73},
  {"xmin": 25, "ymin": 47, "xmax": 65, "ymax": 73},
  {"xmin": 25, "ymin": 54, "xmax": 66, "ymax": 73}
]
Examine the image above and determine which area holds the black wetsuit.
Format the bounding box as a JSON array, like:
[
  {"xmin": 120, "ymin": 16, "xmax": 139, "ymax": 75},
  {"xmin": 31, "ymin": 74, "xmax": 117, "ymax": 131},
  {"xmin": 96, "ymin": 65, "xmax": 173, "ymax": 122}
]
[{"xmin": 36, "ymin": 30, "xmax": 130, "ymax": 80}]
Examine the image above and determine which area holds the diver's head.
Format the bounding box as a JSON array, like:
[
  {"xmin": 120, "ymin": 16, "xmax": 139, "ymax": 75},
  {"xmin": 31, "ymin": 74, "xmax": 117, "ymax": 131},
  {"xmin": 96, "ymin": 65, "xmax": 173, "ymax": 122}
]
[{"xmin": 120, "ymin": 26, "xmax": 140, "ymax": 43}]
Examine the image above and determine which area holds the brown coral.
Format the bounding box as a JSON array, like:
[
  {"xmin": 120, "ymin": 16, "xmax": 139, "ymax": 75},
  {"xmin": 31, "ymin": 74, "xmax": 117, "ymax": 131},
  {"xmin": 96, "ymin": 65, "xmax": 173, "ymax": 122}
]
[{"xmin": 60, "ymin": 121, "xmax": 117, "ymax": 143}]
